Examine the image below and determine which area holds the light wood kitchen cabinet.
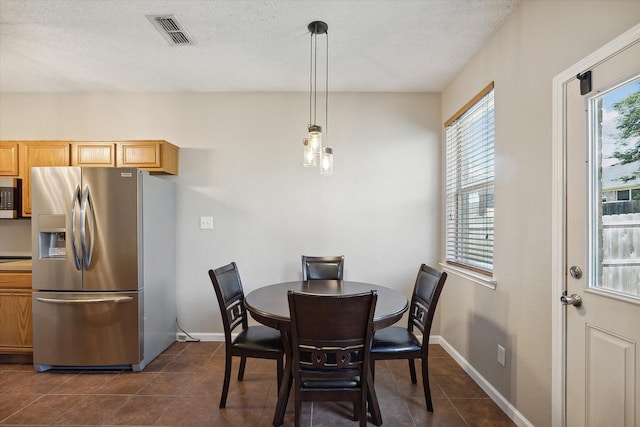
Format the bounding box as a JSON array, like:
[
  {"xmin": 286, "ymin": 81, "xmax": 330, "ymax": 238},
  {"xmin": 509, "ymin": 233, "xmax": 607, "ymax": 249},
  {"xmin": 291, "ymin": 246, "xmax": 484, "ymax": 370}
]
[
  {"xmin": 19, "ymin": 142, "xmax": 71, "ymax": 217},
  {"xmin": 1, "ymin": 140, "xmax": 178, "ymax": 216},
  {"xmin": 0, "ymin": 272, "xmax": 33, "ymax": 354},
  {"xmin": 0, "ymin": 142, "xmax": 19, "ymax": 176},
  {"xmin": 116, "ymin": 140, "xmax": 179, "ymax": 174},
  {"xmin": 71, "ymin": 140, "xmax": 178, "ymax": 174},
  {"xmin": 71, "ymin": 142, "xmax": 116, "ymax": 167}
]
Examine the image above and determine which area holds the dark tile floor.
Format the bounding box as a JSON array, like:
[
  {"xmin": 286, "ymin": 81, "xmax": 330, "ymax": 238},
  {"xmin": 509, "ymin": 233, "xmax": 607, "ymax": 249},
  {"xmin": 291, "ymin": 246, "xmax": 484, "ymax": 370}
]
[{"xmin": 0, "ymin": 342, "xmax": 515, "ymax": 426}]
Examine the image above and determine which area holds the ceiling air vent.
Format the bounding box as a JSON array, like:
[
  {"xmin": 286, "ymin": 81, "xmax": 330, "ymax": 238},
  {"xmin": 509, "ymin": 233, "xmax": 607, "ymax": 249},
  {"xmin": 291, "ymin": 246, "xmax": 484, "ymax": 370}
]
[{"xmin": 147, "ymin": 15, "xmax": 195, "ymax": 46}]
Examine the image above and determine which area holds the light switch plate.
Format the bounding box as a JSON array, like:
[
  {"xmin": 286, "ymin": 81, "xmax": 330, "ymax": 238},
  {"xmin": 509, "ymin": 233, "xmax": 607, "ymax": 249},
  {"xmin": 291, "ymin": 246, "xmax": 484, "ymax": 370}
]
[
  {"xmin": 497, "ymin": 345, "xmax": 506, "ymax": 367},
  {"xmin": 200, "ymin": 216, "xmax": 213, "ymax": 230}
]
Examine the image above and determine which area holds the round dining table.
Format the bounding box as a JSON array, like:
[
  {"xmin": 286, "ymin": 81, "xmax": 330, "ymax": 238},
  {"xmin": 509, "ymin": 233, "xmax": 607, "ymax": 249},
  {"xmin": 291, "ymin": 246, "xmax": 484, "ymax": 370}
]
[{"xmin": 245, "ymin": 280, "xmax": 409, "ymax": 426}]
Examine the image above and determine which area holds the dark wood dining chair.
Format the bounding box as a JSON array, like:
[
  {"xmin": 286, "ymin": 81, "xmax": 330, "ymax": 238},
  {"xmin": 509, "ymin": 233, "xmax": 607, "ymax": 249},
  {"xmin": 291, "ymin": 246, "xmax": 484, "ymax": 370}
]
[
  {"xmin": 301, "ymin": 255, "xmax": 345, "ymax": 280},
  {"xmin": 370, "ymin": 264, "xmax": 447, "ymax": 412},
  {"xmin": 287, "ymin": 289, "xmax": 377, "ymax": 427},
  {"xmin": 208, "ymin": 262, "xmax": 284, "ymax": 408}
]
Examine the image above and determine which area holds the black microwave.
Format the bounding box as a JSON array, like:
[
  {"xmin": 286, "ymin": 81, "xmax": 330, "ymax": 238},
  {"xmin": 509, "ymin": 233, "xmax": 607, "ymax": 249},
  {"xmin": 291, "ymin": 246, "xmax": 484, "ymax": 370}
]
[{"xmin": 0, "ymin": 178, "xmax": 21, "ymax": 219}]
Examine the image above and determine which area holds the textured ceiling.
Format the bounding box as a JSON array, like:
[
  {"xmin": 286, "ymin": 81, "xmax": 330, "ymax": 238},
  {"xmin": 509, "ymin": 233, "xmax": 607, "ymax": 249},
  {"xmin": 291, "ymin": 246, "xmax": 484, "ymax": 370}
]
[{"xmin": 0, "ymin": 0, "xmax": 521, "ymax": 93}]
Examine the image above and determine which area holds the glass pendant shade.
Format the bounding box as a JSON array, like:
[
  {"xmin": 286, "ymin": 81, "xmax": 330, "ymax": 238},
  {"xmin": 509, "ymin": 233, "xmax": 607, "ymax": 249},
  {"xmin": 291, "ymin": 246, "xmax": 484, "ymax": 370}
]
[
  {"xmin": 308, "ymin": 125, "xmax": 322, "ymax": 155},
  {"xmin": 320, "ymin": 147, "xmax": 333, "ymax": 176},
  {"xmin": 303, "ymin": 139, "xmax": 318, "ymax": 167}
]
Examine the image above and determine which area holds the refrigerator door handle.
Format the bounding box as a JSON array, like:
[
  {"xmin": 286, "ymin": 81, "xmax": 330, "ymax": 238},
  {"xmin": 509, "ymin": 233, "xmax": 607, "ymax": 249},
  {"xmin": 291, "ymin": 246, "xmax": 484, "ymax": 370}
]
[
  {"xmin": 36, "ymin": 296, "xmax": 134, "ymax": 304},
  {"xmin": 80, "ymin": 186, "xmax": 96, "ymax": 269},
  {"xmin": 70, "ymin": 185, "xmax": 82, "ymax": 270}
]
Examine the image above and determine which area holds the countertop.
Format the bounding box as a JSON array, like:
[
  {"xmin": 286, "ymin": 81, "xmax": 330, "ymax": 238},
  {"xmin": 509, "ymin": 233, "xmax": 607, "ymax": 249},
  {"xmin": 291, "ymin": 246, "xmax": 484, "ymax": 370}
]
[{"xmin": 0, "ymin": 260, "xmax": 32, "ymax": 272}]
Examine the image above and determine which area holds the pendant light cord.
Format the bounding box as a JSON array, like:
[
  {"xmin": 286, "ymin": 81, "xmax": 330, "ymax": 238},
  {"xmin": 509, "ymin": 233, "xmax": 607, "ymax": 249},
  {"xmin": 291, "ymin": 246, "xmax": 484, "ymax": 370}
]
[
  {"xmin": 308, "ymin": 22, "xmax": 326, "ymax": 133},
  {"xmin": 314, "ymin": 28, "xmax": 318, "ymax": 126},
  {"xmin": 309, "ymin": 30, "xmax": 313, "ymax": 126},
  {"xmin": 325, "ymin": 30, "xmax": 329, "ymax": 149},
  {"xmin": 309, "ymin": 26, "xmax": 319, "ymax": 126},
  {"xmin": 307, "ymin": 22, "xmax": 329, "ymax": 152},
  {"xmin": 309, "ymin": 32, "xmax": 313, "ymax": 125}
]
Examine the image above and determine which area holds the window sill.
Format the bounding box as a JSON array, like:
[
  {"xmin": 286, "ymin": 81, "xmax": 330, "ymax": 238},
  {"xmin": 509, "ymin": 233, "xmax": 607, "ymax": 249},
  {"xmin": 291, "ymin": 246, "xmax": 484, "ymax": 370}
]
[{"xmin": 439, "ymin": 262, "xmax": 497, "ymax": 290}]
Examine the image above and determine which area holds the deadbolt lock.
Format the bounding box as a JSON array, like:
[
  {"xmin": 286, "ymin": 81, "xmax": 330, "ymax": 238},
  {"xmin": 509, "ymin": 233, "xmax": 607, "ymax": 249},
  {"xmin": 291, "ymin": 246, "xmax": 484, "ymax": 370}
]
[{"xmin": 569, "ymin": 266, "xmax": 582, "ymax": 279}]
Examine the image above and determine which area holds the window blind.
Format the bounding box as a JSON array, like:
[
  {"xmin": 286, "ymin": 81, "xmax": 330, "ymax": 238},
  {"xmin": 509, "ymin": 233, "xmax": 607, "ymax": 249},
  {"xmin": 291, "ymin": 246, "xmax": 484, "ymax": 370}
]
[{"xmin": 445, "ymin": 83, "xmax": 495, "ymax": 274}]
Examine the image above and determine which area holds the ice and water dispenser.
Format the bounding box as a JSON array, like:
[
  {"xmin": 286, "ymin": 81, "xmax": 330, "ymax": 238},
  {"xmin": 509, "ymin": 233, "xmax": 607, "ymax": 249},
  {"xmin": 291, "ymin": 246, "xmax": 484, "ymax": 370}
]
[{"xmin": 37, "ymin": 214, "xmax": 67, "ymax": 259}]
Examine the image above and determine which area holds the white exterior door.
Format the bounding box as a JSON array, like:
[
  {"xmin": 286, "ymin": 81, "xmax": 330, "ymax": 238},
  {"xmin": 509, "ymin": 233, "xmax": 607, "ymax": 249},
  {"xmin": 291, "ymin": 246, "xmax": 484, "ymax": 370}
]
[{"xmin": 563, "ymin": 34, "xmax": 640, "ymax": 426}]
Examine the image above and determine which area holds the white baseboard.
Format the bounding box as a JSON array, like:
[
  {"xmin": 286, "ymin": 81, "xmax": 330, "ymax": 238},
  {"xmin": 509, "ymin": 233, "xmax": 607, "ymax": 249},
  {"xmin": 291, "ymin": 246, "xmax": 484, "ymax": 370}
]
[
  {"xmin": 181, "ymin": 333, "xmax": 532, "ymax": 426},
  {"xmin": 429, "ymin": 335, "xmax": 534, "ymax": 427}
]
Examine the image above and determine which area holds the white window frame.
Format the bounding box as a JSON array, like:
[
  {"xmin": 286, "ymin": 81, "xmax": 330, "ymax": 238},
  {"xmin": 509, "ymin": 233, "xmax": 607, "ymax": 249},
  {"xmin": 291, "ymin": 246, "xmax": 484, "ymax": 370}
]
[{"xmin": 444, "ymin": 82, "xmax": 495, "ymax": 280}]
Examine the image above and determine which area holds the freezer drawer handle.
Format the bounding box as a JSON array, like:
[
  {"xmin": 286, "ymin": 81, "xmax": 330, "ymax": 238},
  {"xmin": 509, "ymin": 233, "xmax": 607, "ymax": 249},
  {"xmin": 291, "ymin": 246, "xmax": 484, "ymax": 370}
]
[{"xmin": 36, "ymin": 296, "xmax": 134, "ymax": 304}]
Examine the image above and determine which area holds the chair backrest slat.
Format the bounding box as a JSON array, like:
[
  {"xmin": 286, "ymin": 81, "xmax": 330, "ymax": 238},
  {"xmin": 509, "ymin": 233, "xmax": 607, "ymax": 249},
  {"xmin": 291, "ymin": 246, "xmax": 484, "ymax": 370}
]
[
  {"xmin": 226, "ymin": 297, "xmax": 245, "ymax": 331},
  {"xmin": 409, "ymin": 298, "xmax": 429, "ymax": 333}
]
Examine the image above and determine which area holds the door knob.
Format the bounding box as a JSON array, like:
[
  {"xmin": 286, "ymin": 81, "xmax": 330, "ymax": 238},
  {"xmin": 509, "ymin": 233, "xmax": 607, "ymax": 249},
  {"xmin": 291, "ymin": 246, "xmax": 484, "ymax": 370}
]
[
  {"xmin": 569, "ymin": 266, "xmax": 582, "ymax": 279},
  {"xmin": 561, "ymin": 293, "xmax": 582, "ymax": 307}
]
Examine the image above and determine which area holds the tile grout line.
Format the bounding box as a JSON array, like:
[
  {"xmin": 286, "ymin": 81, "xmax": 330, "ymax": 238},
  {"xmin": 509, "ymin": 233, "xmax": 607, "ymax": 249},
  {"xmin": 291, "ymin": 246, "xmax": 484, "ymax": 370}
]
[{"xmin": 437, "ymin": 381, "xmax": 471, "ymax": 427}]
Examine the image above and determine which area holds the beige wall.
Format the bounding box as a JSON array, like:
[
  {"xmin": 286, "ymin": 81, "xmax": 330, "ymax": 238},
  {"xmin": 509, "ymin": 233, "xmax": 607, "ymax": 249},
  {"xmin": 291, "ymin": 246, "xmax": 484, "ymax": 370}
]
[
  {"xmin": 0, "ymin": 91, "xmax": 442, "ymax": 334},
  {"xmin": 439, "ymin": 1, "xmax": 640, "ymax": 425}
]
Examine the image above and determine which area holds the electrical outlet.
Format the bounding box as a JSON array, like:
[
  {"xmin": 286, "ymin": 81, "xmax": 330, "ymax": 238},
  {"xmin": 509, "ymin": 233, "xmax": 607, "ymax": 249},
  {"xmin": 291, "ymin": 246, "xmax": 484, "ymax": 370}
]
[
  {"xmin": 497, "ymin": 345, "xmax": 506, "ymax": 367},
  {"xmin": 200, "ymin": 216, "xmax": 213, "ymax": 230}
]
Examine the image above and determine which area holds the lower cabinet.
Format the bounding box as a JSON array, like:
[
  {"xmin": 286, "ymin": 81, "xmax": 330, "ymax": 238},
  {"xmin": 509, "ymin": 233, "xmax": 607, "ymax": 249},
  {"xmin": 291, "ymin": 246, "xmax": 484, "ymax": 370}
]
[{"xmin": 0, "ymin": 272, "xmax": 32, "ymax": 354}]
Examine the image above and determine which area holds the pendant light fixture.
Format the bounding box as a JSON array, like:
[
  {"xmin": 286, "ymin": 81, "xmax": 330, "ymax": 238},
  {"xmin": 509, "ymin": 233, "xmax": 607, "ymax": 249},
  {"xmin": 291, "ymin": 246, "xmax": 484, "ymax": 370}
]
[
  {"xmin": 303, "ymin": 138, "xmax": 317, "ymax": 167},
  {"xmin": 303, "ymin": 21, "xmax": 333, "ymax": 175}
]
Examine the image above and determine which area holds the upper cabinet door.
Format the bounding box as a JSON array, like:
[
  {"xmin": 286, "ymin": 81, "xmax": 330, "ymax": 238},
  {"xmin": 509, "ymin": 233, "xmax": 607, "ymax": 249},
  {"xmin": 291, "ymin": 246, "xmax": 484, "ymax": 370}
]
[
  {"xmin": 20, "ymin": 142, "xmax": 70, "ymax": 216},
  {"xmin": 71, "ymin": 142, "xmax": 116, "ymax": 167},
  {"xmin": 0, "ymin": 142, "xmax": 19, "ymax": 176},
  {"xmin": 116, "ymin": 140, "xmax": 178, "ymax": 175}
]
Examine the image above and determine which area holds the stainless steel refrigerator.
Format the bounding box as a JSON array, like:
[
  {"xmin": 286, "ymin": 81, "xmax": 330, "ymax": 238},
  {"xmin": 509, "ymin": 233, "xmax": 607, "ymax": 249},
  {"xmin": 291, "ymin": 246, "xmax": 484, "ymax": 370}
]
[{"xmin": 31, "ymin": 167, "xmax": 176, "ymax": 372}]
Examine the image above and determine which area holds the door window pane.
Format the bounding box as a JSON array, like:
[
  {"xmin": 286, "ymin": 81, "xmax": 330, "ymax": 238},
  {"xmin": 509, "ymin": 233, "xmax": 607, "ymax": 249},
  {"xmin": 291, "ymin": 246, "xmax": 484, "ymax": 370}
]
[{"xmin": 592, "ymin": 75, "xmax": 640, "ymax": 298}]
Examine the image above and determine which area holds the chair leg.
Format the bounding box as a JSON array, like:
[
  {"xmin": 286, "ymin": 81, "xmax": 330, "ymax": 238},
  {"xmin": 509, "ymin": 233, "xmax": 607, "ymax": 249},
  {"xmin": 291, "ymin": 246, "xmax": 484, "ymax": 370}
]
[
  {"xmin": 366, "ymin": 369, "xmax": 383, "ymax": 424},
  {"xmin": 237, "ymin": 356, "xmax": 247, "ymax": 381},
  {"xmin": 408, "ymin": 358, "xmax": 417, "ymax": 383},
  {"xmin": 421, "ymin": 356, "xmax": 433, "ymax": 412},
  {"xmin": 368, "ymin": 361, "xmax": 375, "ymax": 417},
  {"xmin": 359, "ymin": 392, "xmax": 368, "ymax": 427},
  {"xmin": 273, "ymin": 361, "xmax": 293, "ymax": 426},
  {"xmin": 353, "ymin": 401, "xmax": 360, "ymax": 421},
  {"xmin": 294, "ymin": 392, "xmax": 302, "ymax": 427},
  {"xmin": 276, "ymin": 356, "xmax": 283, "ymax": 394},
  {"xmin": 220, "ymin": 354, "xmax": 232, "ymax": 408}
]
